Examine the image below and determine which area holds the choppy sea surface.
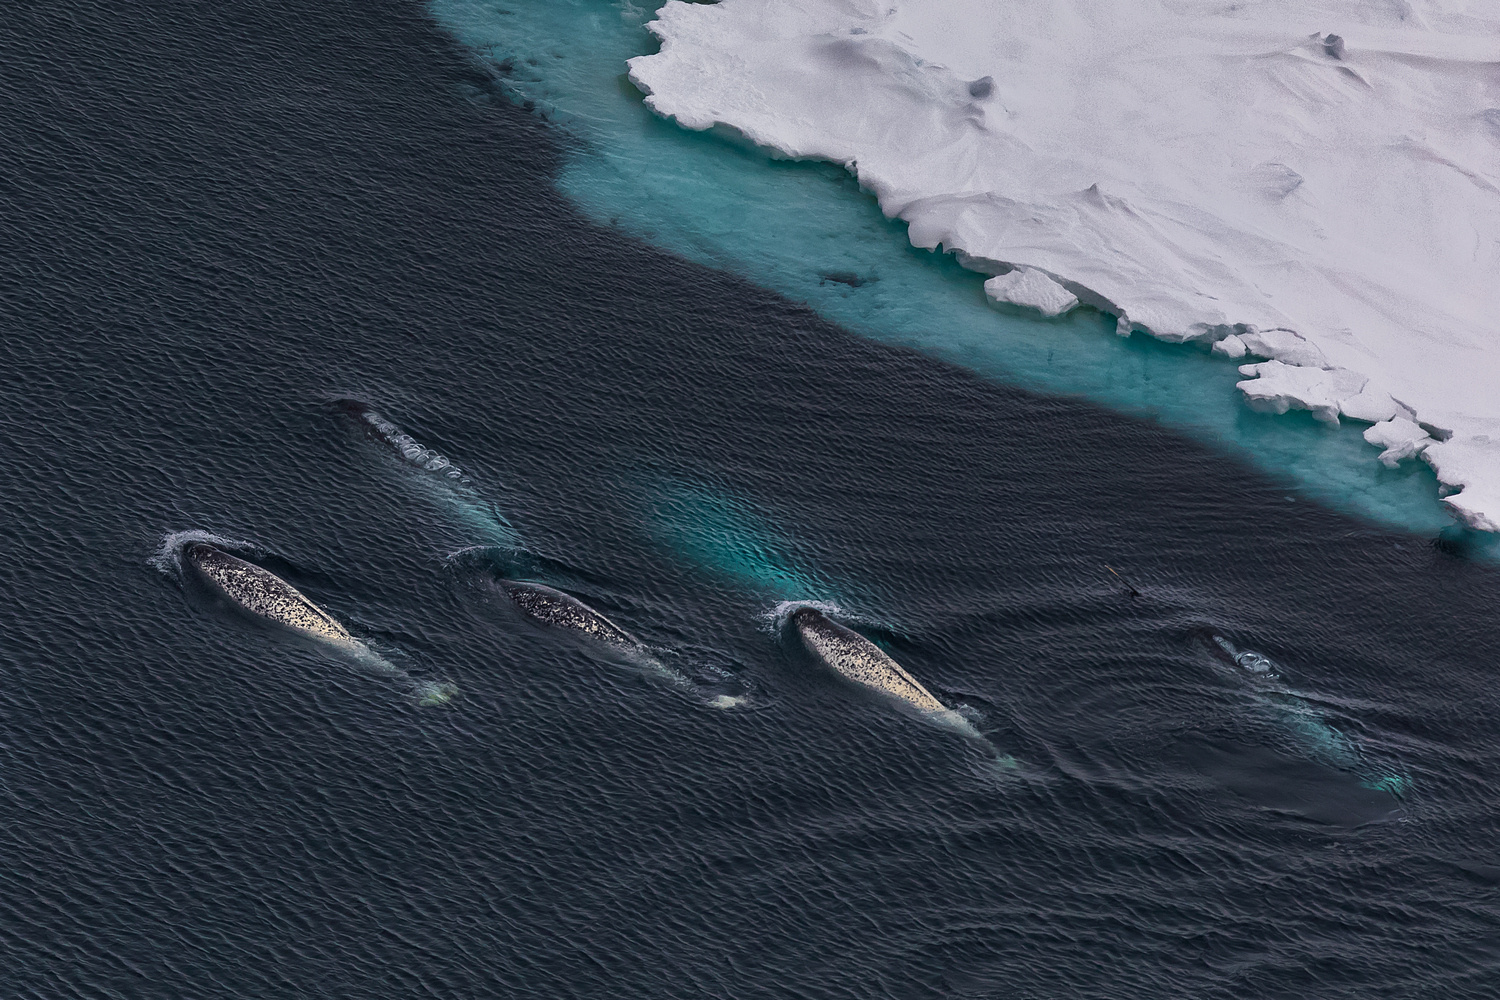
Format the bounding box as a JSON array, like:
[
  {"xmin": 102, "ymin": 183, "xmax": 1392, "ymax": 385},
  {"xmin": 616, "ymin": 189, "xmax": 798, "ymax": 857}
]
[{"xmin": 3, "ymin": 2, "xmax": 1498, "ymax": 998}]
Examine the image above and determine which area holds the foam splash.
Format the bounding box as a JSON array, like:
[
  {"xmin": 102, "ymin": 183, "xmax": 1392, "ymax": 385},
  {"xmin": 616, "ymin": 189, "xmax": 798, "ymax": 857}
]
[
  {"xmin": 150, "ymin": 528, "xmax": 267, "ymax": 580},
  {"xmin": 761, "ymin": 598, "xmax": 870, "ymax": 633},
  {"xmin": 412, "ymin": 679, "xmax": 461, "ymax": 706}
]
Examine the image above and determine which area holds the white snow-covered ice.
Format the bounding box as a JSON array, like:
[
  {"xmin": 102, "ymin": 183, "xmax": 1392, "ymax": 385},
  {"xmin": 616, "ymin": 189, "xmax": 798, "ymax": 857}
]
[
  {"xmin": 628, "ymin": 0, "xmax": 1500, "ymax": 531},
  {"xmin": 984, "ymin": 268, "xmax": 1078, "ymax": 317}
]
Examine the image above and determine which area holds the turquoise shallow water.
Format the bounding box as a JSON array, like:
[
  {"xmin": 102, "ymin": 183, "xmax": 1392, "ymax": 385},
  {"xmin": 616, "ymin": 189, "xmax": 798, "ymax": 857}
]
[{"xmin": 430, "ymin": 0, "xmax": 1457, "ymax": 536}]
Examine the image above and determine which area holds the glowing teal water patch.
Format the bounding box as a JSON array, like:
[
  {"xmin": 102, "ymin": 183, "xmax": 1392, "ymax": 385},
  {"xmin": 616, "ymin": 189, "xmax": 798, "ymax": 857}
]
[
  {"xmin": 429, "ymin": 0, "xmax": 1452, "ymax": 536},
  {"xmin": 645, "ymin": 479, "xmax": 827, "ymax": 600}
]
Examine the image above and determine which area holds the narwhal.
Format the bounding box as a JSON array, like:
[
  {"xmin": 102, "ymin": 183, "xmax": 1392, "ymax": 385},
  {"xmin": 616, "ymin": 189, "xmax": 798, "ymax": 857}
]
[
  {"xmin": 183, "ymin": 542, "xmax": 455, "ymax": 705},
  {"xmin": 186, "ymin": 543, "xmax": 366, "ymax": 651},
  {"xmin": 1210, "ymin": 634, "xmax": 1407, "ymax": 798},
  {"xmin": 336, "ymin": 399, "xmax": 470, "ymax": 484},
  {"xmin": 497, "ymin": 579, "xmax": 641, "ymax": 649},
  {"xmin": 791, "ymin": 606, "xmax": 946, "ymax": 713},
  {"xmin": 492, "ymin": 578, "xmax": 749, "ymax": 709},
  {"xmin": 335, "ymin": 399, "xmax": 516, "ymax": 548},
  {"xmin": 790, "ymin": 606, "xmax": 1002, "ymax": 755}
]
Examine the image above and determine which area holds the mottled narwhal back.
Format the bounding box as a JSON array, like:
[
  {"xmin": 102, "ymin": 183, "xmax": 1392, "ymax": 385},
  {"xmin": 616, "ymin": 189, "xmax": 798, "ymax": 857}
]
[
  {"xmin": 498, "ymin": 579, "xmax": 640, "ymax": 648},
  {"xmin": 791, "ymin": 606, "xmax": 946, "ymax": 713},
  {"xmin": 184, "ymin": 542, "xmax": 359, "ymax": 650},
  {"xmin": 178, "ymin": 540, "xmax": 457, "ymax": 706}
]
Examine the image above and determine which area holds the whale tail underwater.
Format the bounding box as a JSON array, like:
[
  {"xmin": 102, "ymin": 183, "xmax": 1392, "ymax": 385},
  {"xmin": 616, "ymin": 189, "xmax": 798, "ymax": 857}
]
[{"xmin": 179, "ymin": 540, "xmax": 456, "ymax": 706}]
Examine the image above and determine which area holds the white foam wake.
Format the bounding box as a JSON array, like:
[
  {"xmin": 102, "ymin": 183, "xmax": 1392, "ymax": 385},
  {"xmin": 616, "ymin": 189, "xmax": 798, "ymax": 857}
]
[{"xmin": 629, "ymin": 0, "xmax": 1500, "ymax": 531}]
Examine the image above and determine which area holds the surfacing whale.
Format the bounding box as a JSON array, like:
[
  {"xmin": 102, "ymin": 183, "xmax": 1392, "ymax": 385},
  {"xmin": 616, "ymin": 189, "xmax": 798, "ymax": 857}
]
[
  {"xmin": 791, "ymin": 606, "xmax": 945, "ymax": 713},
  {"xmin": 336, "ymin": 399, "xmax": 469, "ymax": 483},
  {"xmin": 494, "ymin": 578, "xmax": 749, "ymax": 708},
  {"xmin": 186, "ymin": 542, "xmax": 364, "ymax": 652},
  {"xmin": 1210, "ymin": 634, "xmax": 1408, "ymax": 798},
  {"xmin": 498, "ymin": 580, "xmax": 640, "ymax": 648},
  {"xmin": 183, "ymin": 542, "xmax": 455, "ymax": 705}
]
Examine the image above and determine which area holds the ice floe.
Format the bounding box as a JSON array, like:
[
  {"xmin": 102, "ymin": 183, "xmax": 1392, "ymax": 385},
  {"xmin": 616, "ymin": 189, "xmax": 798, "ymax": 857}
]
[
  {"xmin": 629, "ymin": 0, "xmax": 1500, "ymax": 530},
  {"xmin": 984, "ymin": 268, "xmax": 1077, "ymax": 318},
  {"xmin": 1364, "ymin": 416, "xmax": 1433, "ymax": 468}
]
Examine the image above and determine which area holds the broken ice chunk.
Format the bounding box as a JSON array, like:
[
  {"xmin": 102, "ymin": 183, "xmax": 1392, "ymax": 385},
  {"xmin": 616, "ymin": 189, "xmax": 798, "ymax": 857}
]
[
  {"xmin": 1364, "ymin": 417, "xmax": 1432, "ymax": 467},
  {"xmin": 1213, "ymin": 333, "xmax": 1247, "ymax": 358},
  {"xmin": 1236, "ymin": 361, "xmax": 1368, "ymax": 424},
  {"xmin": 984, "ymin": 267, "xmax": 1079, "ymax": 318},
  {"xmin": 1339, "ymin": 386, "xmax": 1406, "ymax": 424},
  {"xmin": 1239, "ymin": 329, "xmax": 1327, "ymax": 367}
]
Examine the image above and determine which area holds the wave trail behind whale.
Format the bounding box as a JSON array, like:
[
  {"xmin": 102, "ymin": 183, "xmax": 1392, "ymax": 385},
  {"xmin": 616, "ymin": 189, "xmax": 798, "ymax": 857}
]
[
  {"xmin": 340, "ymin": 399, "xmax": 472, "ymax": 484},
  {"xmin": 336, "ymin": 399, "xmax": 517, "ymax": 547}
]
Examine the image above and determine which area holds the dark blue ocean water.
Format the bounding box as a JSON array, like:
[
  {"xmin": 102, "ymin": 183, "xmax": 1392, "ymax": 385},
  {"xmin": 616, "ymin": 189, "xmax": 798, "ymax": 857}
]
[{"xmin": 3, "ymin": 2, "xmax": 1498, "ymax": 997}]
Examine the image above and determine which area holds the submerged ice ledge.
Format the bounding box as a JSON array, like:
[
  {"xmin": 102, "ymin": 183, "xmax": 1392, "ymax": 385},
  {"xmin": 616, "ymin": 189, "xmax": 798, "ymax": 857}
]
[{"xmin": 628, "ymin": 0, "xmax": 1500, "ymax": 531}]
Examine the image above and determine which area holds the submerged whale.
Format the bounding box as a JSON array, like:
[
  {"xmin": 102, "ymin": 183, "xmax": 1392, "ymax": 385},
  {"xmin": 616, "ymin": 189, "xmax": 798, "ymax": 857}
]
[
  {"xmin": 185, "ymin": 543, "xmax": 362, "ymax": 651},
  {"xmin": 497, "ymin": 580, "xmax": 640, "ymax": 647},
  {"xmin": 1210, "ymin": 634, "xmax": 1408, "ymax": 798},
  {"xmin": 791, "ymin": 606, "xmax": 946, "ymax": 713}
]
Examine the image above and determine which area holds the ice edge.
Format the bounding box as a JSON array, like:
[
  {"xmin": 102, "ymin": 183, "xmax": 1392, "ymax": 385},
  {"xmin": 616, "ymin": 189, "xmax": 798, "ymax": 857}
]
[{"xmin": 628, "ymin": 0, "xmax": 1500, "ymax": 533}]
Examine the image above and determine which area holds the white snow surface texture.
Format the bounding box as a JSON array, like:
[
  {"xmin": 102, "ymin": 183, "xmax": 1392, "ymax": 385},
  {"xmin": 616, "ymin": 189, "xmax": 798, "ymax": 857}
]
[{"xmin": 628, "ymin": 0, "xmax": 1500, "ymax": 531}]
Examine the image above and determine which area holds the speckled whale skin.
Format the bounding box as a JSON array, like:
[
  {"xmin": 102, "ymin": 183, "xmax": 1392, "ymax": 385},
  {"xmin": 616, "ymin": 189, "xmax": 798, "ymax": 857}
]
[
  {"xmin": 500, "ymin": 581, "xmax": 637, "ymax": 647},
  {"xmin": 792, "ymin": 607, "xmax": 945, "ymax": 713},
  {"xmin": 185, "ymin": 543, "xmax": 357, "ymax": 649}
]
